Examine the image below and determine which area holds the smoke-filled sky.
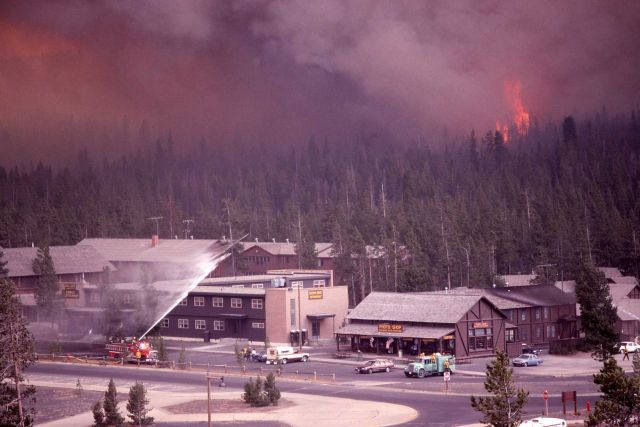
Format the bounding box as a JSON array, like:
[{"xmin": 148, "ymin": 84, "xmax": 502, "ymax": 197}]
[{"xmin": 1, "ymin": 0, "xmax": 639, "ymax": 164}]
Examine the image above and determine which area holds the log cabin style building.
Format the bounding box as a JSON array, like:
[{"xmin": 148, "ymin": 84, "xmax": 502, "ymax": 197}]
[{"xmin": 336, "ymin": 292, "xmax": 507, "ymax": 359}]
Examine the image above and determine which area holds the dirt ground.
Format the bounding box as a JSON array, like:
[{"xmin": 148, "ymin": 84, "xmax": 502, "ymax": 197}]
[
  {"xmin": 165, "ymin": 398, "xmax": 295, "ymax": 414},
  {"xmin": 30, "ymin": 386, "xmax": 104, "ymax": 423}
]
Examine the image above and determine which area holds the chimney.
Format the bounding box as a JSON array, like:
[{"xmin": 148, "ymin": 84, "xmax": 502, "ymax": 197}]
[
  {"xmin": 151, "ymin": 235, "xmax": 159, "ymax": 247},
  {"xmin": 286, "ymin": 238, "xmax": 289, "ymax": 244},
  {"xmin": 272, "ymin": 238, "xmax": 275, "ymax": 243},
  {"xmin": 255, "ymin": 238, "xmax": 259, "ymax": 243}
]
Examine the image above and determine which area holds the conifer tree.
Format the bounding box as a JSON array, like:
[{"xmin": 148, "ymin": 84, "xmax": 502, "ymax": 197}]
[
  {"xmin": 263, "ymin": 372, "xmax": 281, "ymax": 406},
  {"xmin": 102, "ymin": 379, "xmax": 124, "ymax": 427},
  {"xmin": 586, "ymin": 357, "xmax": 640, "ymax": 426},
  {"xmin": 32, "ymin": 244, "xmax": 63, "ymax": 325},
  {"xmin": 0, "ymin": 250, "xmax": 37, "ymax": 427},
  {"xmin": 470, "ymin": 350, "xmax": 528, "ymax": 427},
  {"xmin": 575, "ymin": 259, "xmax": 619, "ymax": 360},
  {"xmin": 126, "ymin": 382, "xmax": 154, "ymax": 426}
]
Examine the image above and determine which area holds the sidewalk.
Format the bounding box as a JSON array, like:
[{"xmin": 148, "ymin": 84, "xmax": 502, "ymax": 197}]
[{"xmin": 34, "ymin": 380, "xmax": 418, "ymax": 427}]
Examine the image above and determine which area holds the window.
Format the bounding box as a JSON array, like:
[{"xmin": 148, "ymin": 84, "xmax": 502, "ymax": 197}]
[
  {"xmin": 195, "ymin": 320, "xmax": 206, "ymax": 330},
  {"xmin": 543, "ymin": 306, "xmax": 550, "ymax": 320},
  {"xmin": 179, "ymin": 298, "xmax": 187, "ymax": 306},
  {"xmin": 251, "ymin": 283, "xmax": 264, "ymax": 288},
  {"xmin": 160, "ymin": 318, "xmax": 169, "ymax": 328},
  {"xmin": 469, "ymin": 326, "xmax": 494, "ymax": 351},
  {"xmin": 124, "ymin": 293, "xmax": 132, "ymax": 305},
  {"xmin": 290, "ymin": 298, "xmax": 296, "ymax": 328},
  {"xmin": 546, "ymin": 324, "xmax": 557, "ymax": 338},
  {"xmin": 251, "ymin": 299, "xmax": 263, "ymax": 309},
  {"xmin": 535, "ymin": 308, "xmax": 541, "ymax": 320},
  {"xmin": 506, "ymin": 329, "xmax": 516, "ymax": 343},
  {"xmin": 519, "ymin": 326, "xmax": 529, "ymax": 341},
  {"xmin": 520, "ymin": 310, "xmax": 527, "ymax": 321},
  {"xmin": 536, "ymin": 325, "xmax": 542, "ymax": 338},
  {"xmin": 291, "ymin": 281, "xmax": 303, "ymax": 289},
  {"xmin": 231, "ymin": 298, "xmax": 242, "ymax": 308},
  {"xmin": 252, "ymin": 322, "xmax": 265, "ymax": 329},
  {"xmin": 212, "ymin": 297, "xmax": 223, "ymax": 307},
  {"xmin": 178, "ymin": 319, "xmax": 189, "ymax": 329},
  {"xmin": 90, "ymin": 293, "xmax": 100, "ymax": 304},
  {"xmin": 194, "ymin": 296, "xmax": 205, "ymax": 307},
  {"xmin": 313, "ymin": 279, "xmax": 325, "ymax": 288},
  {"xmin": 213, "ymin": 320, "xmax": 224, "ymax": 331},
  {"xmin": 231, "ymin": 284, "xmax": 245, "ymax": 288}
]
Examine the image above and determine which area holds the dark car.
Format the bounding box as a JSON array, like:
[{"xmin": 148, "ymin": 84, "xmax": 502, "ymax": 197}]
[
  {"xmin": 512, "ymin": 354, "xmax": 543, "ymax": 367},
  {"xmin": 355, "ymin": 359, "xmax": 394, "ymax": 374}
]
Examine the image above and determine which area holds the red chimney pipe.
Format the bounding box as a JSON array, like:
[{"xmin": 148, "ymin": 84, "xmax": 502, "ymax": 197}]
[{"xmin": 151, "ymin": 235, "xmax": 159, "ymax": 247}]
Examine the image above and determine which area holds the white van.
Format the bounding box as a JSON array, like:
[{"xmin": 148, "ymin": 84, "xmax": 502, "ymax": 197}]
[{"xmin": 265, "ymin": 346, "xmax": 310, "ymax": 365}]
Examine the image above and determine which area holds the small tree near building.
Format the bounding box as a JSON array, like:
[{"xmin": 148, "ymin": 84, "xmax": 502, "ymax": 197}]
[
  {"xmin": 586, "ymin": 357, "xmax": 640, "ymax": 426},
  {"xmin": 126, "ymin": 381, "xmax": 154, "ymax": 426},
  {"xmin": 32, "ymin": 244, "xmax": 63, "ymax": 326},
  {"xmin": 470, "ymin": 350, "xmax": 528, "ymax": 427},
  {"xmin": 0, "ymin": 250, "xmax": 37, "ymax": 427},
  {"xmin": 575, "ymin": 260, "xmax": 619, "ymax": 360},
  {"xmin": 263, "ymin": 372, "xmax": 281, "ymax": 406}
]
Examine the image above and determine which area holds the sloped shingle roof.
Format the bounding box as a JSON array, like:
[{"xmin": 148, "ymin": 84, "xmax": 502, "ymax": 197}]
[
  {"xmin": 346, "ymin": 291, "xmax": 498, "ymax": 324},
  {"xmin": 3, "ymin": 246, "xmax": 114, "ymax": 277},
  {"xmin": 78, "ymin": 238, "xmax": 230, "ymax": 264},
  {"xmin": 598, "ymin": 267, "xmax": 622, "ymax": 278},
  {"xmin": 501, "ymin": 275, "xmax": 536, "ymax": 287},
  {"xmin": 241, "ymin": 242, "xmax": 333, "ymax": 257}
]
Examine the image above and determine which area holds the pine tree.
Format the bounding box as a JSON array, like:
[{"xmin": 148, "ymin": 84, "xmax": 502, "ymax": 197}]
[
  {"xmin": 586, "ymin": 357, "xmax": 640, "ymax": 426},
  {"xmin": 32, "ymin": 244, "xmax": 63, "ymax": 325},
  {"xmin": 102, "ymin": 379, "xmax": 124, "ymax": 427},
  {"xmin": 0, "ymin": 253, "xmax": 37, "ymax": 427},
  {"xmin": 126, "ymin": 381, "xmax": 154, "ymax": 426},
  {"xmin": 263, "ymin": 372, "xmax": 281, "ymax": 406},
  {"xmin": 575, "ymin": 259, "xmax": 619, "ymax": 360},
  {"xmin": 92, "ymin": 401, "xmax": 105, "ymax": 427},
  {"xmin": 470, "ymin": 350, "xmax": 528, "ymax": 427}
]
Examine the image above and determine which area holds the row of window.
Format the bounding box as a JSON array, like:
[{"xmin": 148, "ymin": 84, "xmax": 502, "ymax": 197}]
[
  {"xmin": 161, "ymin": 318, "xmax": 265, "ymax": 330},
  {"xmin": 505, "ymin": 324, "xmax": 558, "ymax": 342},
  {"xmin": 505, "ymin": 307, "xmax": 552, "ymax": 322},
  {"xmin": 180, "ymin": 297, "xmax": 263, "ymax": 309}
]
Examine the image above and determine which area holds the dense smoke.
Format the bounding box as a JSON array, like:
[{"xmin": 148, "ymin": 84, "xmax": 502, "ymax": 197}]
[{"xmin": 1, "ymin": 0, "xmax": 639, "ymax": 165}]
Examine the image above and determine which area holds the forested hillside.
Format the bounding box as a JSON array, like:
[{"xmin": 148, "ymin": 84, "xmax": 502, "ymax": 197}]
[{"xmin": 1, "ymin": 113, "xmax": 639, "ymax": 302}]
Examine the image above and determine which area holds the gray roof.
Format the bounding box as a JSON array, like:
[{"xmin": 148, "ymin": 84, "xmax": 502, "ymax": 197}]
[
  {"xmin": 608, "ymin": 283, "xmax": 639, "ymax": 302},
  {"xmin": 501, "ymin": 275, "xmax": 536, "ymax": 287},
  {"xmin": 614, "ymin": 299, "xmax": 640, "ymax": 322},
  {"xmin": 598, "ymin": 267, "xmax": 622, "ymax": 278},
  {"xmin": 3, "ymin": 246, "xmax": 115, "ymax": 277},
  {"xmin": 336, "ymin": 323, "xmax": 454, "ymax": 339},
  {"xmin": 554, "ymin": 280, "xmax": 576, "ymax": 294},
  {"xmin": 241, "ymin": 241, "xmax": 333, "ymax": 257},
  {"xmin": 489, "ymin": 285, "xmax": 576, "ymax": 307},
  {"xmin": 610, "ymin": 276, "xmax": 639, "ymax": 285},
  {"xmin": 200, "ymin": 272, "xmax": 330, "ymax": 286},
  {"xmin": 346, "ymin": 292, "xmax": 496, "ymax": 324},
  {"xmin": 78, "ymin": 238, "xmax": 231, "ymax": 264}
]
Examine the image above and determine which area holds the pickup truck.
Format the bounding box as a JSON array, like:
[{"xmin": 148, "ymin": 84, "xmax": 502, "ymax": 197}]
[
  {"xmin": 265, "ymin": 346, "xmax": 310, "ymax": 365},
  {"xmin": 404, "ymin": 354, "xmax": 455, "ymax": 378}
]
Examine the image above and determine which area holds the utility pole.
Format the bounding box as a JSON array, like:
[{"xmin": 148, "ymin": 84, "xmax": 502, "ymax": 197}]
[
  {"xmin": 224, "ymin": 201, "xmax": 236, "ymax": 276},
  {"xmin": 147, "ymin": 216, "xmax": 163, "ymax": 236}
]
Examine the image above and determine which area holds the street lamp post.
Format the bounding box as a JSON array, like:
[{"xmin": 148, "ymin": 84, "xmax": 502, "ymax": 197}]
[
  {"xmin": 206, "ymin": 375, "xmax": 225, "ymax": 427},
  {"xmin": 298, "ymin": 283, "xmax": 303, "ymax": 351}
]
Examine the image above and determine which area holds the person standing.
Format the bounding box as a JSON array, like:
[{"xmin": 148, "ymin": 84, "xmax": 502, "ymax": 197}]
[{"xmin": 623, "ymin": 346, "xmax": 630, "ymax": 361}]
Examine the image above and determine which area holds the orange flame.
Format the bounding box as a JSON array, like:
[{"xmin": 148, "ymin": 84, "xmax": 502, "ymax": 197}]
[{"xmin": 496, "ymin": 80, "xmax": 530, "ymax": 142}]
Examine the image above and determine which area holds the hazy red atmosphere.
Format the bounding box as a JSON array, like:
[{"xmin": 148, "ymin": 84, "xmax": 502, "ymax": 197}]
[{"xmin": 1, "ymin": 0, "xmax": 639, "ymax": 165}]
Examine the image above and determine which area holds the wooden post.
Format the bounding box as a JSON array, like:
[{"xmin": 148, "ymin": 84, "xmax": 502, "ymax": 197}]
[{"xmin": 207, "ymin": 376, "xmax": 211, "ymax": 427}]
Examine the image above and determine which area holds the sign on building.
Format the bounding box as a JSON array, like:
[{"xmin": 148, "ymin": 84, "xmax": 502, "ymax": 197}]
[
  {"xmin": 378, "ymin": 323, "xmax": 403, "ymax": 333},
  {"xmin": 308, "ymin": 290, "xmax": 323, "ymax": 300}
]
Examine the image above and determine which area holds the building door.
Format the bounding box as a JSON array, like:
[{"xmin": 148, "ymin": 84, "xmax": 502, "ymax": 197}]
[{"xmin": 312, "ymin": 320, "xmax": 321, "ymax": 338}]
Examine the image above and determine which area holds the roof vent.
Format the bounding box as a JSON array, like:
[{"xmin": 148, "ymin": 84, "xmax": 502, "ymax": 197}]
[
  {"xmin": 151, "ymin": 235, "xmax": 159, "ymax": 247},
  {"xmin": 272, "ymin": 238, "xmax": 275, "ymax": 243},
  {"xmin": 286, "ymin": 238, "xmax": 289, "ymax": 244}
]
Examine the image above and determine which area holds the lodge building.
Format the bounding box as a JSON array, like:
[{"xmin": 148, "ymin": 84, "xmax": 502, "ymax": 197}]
[{"xmin": 335, "ymin": 292, "xmax": 507, "ymax": 358}]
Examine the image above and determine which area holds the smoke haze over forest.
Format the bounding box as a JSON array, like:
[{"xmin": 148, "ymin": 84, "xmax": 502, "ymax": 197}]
[{"xmin": 1, "ymin": 0, "xmax": 639, "ymax": 166}]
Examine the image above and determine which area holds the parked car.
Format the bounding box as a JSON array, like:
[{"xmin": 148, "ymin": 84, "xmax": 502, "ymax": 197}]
[
  {"xmin": 618, "ymin": 341, "xmax": 639, "ymax": 353},
  {"xmin": 518, "ymin": 417, "xmax": 567, "ymax": 427},
  {"xmin": 265, "ymin": 346, "xmax": 309, "ymax": 364},
  {"xmin": 512, "ymin": 354, "xmax": 543, "ymax": 367},
  {"xmin": 355, "ymin": 359, "xmax": 394, "ymax": 374},
  {"xmin": 521, "ymin": 346, "xmax": 542, "ymax": 356}
]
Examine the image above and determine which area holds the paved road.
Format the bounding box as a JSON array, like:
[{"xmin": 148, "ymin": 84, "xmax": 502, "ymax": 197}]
[{"xmin": 27, "ymin": 360, "xmax": 595, "ymax": 426}]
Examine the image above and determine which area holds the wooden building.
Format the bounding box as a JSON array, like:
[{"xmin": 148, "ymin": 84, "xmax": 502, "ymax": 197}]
[{"xmin": 335, "ymin": 292, "xmax": 506, "ymax": 359}]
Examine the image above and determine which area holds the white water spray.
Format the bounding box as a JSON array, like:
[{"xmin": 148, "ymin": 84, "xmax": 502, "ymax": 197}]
[{"xmin": 138, "ymin": 251, "xmax": 231, "ymax": 340}]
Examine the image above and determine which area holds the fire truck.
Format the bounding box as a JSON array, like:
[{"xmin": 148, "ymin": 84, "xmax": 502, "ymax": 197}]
[{"xmin": 106, "ymin": 338, "xmax": 158, "ymax": 364}]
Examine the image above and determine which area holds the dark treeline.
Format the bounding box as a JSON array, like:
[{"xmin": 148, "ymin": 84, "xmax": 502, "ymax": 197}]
[{"xmin": 1, "ymin": 112, "xmax": 640, "ymax": 303}]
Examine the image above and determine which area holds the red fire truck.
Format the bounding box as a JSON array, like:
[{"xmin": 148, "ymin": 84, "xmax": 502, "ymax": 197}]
[{"xmin": 106, "ymin": 338, "xmax": 158, "ymax": 364}]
